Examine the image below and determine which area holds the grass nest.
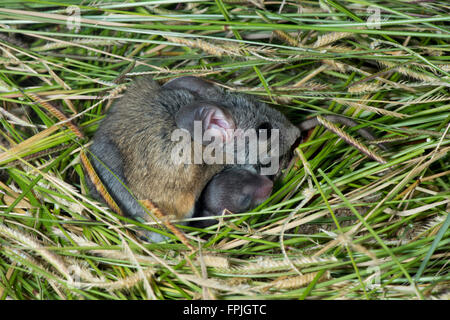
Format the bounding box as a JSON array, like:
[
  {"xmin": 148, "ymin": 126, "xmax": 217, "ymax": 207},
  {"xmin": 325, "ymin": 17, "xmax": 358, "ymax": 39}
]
[{"xmin": 0, "ymin": 0, "xmax": 448, "ymax": 300}]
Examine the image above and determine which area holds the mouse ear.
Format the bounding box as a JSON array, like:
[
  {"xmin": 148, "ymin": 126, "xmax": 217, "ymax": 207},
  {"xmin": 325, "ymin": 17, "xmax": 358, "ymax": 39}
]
[
  {"xmin": 162, "ymin": 76, "xmax": 217, "ymax": 97},
  {"xmin": 175, "ymin": 101, "xmax": 235, "ymax": 145}
]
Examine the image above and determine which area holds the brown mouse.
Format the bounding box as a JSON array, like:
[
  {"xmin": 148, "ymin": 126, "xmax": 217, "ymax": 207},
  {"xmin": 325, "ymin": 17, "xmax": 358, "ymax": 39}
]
[
  {"xmin": 87, "ymin": 76, "xmax": 299, "ymax": 241},
  {"xmin": 87, "ymin": 76, "xmax": 385, "ymax": 241}
]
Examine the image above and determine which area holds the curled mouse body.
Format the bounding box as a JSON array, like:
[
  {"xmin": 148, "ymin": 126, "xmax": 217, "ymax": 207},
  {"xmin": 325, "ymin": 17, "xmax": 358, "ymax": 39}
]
[
  {"xmin": 87, "ymin": 76, "xmax": 386, "ymax": 241},
  {"xmin": 87, "ymin": 76, "xmax": 299, "ymax": 241}
]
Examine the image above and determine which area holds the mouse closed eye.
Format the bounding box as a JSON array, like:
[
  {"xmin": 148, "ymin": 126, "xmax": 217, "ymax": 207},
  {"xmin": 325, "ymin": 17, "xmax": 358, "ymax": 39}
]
[{"xmin": 191, "ymin": 167, "xmax": 273, "ymax": 228}]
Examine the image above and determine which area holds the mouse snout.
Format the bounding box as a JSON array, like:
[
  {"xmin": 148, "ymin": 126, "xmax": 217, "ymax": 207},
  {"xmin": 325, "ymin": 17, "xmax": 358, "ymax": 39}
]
[{"xmin": 253, "ymin": 176, "xmax": 273, "ymax": 205}]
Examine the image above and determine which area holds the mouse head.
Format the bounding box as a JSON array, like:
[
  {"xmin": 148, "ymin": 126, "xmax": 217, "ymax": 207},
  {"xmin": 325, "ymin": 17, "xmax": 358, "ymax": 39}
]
[
  {"xmin": 162, "ymin": 76, "xmax": 300, "ymax": 174},
  {"xmin": 192, "ymin": 167, "xmax": 273, "ymax": 228}
]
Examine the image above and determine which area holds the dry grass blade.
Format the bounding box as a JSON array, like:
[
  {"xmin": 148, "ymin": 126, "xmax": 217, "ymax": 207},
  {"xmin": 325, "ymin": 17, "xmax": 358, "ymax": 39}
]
[
  {"xmin": 316, "ymin": 116, "xmax": 387, "ymax": 164},
  {"xmin": 79, "ymin": 151, "xmax": 122, "ymax": 216},
  {"xmin": 261, "ymin": 271, "xmax": 331, "ymax": 291},
  {"xmin": 25, "ymin": 93, "xmax": 84, "ymax": 139},
  {"xmin": 164, "ymin": 36, "xmax": 243, "ymax": 57},
  {"xmin": 140, "ymin": 199, "xmax": 195, "ymax": 251},
  {"xmin": 0, "ymin": 223, "xmax": 73, "ymax": 281},
  {"xmin": 313, "ymin": 32, "xmax": 354, "ymax": 48},
  {"xmin": 219, "ymin": 256, "xmax": 337, "ymax": 274},
  {"xmin": 0, "ymin": 125, "xmax": 60, "ymax": 165},
  {"xmin": 334, "ymin": 99, "xmax": 409, "ymax": 118}
]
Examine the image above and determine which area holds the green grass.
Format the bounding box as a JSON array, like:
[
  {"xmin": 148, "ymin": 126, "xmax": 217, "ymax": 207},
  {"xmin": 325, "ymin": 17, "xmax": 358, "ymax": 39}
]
[{"xmin": 0, "ymin": 0, "xmax": 449, "ymax": 300}]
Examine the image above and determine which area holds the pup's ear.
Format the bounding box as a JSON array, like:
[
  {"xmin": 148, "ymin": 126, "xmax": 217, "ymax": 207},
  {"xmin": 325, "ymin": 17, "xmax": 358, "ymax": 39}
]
[
  {"xmin": 162, "ymin": 76, "xmax": 218, "ymax": 98},
  {"xmin": 175, "ymin": 101, "xmax": 235, "ymax": 145}
]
